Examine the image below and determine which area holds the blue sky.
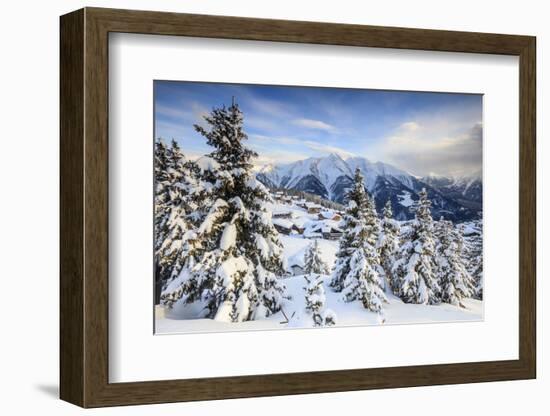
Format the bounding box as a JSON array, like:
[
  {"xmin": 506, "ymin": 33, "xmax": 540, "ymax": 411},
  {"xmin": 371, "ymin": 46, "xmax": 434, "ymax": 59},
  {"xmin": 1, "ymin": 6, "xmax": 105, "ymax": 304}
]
[{"xmin": 154, "ymin": 81, "xmax": 482, "ymax": 177}]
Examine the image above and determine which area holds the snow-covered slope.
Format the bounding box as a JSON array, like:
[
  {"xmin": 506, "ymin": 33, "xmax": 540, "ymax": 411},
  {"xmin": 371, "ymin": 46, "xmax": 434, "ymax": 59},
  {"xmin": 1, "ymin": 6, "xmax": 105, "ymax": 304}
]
[
  {"xmin": 256, "ymin": 153, "xmax": 482, "ymax": 222},
  {"xmin": 157, "ymin": 232, "xmax": 482, "ymax": 334},
  {"xmin": 258, "ymin": 153, "xmax": 352, "ymax": 200},
  {"xmin": 258, "ymin": 153, "xmax": 413, "ymax": 198},
  {"xmin": 421, "ymin": 172, "xmax": 482, "ymax": 211},
  {"xmin": 346, "ymin": 156, "xmax": 415, "ymax": 190}
]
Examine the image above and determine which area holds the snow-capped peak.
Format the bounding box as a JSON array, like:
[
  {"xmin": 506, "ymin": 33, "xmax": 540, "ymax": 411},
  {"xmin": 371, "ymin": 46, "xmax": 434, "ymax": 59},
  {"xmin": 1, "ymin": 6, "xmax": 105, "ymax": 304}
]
[{"xmin": 257, "ymin": 153, "xmax": 412, "ymax": 195}]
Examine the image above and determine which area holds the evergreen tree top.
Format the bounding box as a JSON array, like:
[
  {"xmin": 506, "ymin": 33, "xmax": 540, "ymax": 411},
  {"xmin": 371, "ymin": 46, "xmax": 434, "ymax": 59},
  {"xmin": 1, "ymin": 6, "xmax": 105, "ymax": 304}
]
[
  {"xmin": 345, "ymin": 168, "xmax": 368, "ymax": 212},
  {"xmin": 169, "ymin": 139, "xmax": 186, "ymax": 167},
  {"xmin": 155, "ymin": 137, "xmax": 168, "ymax": 150},
  {"xmin": 170, "ymin": 138, "xmax": 180, "ymax": 151},
  {"xmin": 415, "ymin": 188, "xmax": 433, "ymax": 224},
  {"xmin": 194, "ymin": 101, "xmax": 257, "ymax": 171},
  {"xmin": 351, "ymin": 168, "xmax": 367, "ymax": 197},
  {"xmin": 304, "ymin": 239, "xmax": 329, "ymax": 275}
]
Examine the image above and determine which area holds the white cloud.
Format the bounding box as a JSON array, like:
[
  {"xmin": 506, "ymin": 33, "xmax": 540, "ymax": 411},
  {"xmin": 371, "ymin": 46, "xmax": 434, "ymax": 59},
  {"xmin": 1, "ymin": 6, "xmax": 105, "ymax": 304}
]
[
  {"xmin": 401, "ymin": 121, "xmax": 420, "ymax": 132},
  {"xmin": 241, "ymin": 94, "xmax": 291, "ymax": 118},
  {"xmin": 303, "ymin": 141, "xmax": 355, "ymax": 158},
  {"xmin": 156, "ymin": 101, "xmax": 209, "ymax": 124},
  {"xmin": 378, "ymin": 120, "xmax": 482, "ymax": 177},
  {"xmin": 155, "ymin": 104, "xmax": 190, "ymax": 120},
  {"xmin": 250, "ymin": 134, "xmax": 355, "ymax": 160},
  {"xmin": 292, "ymin": 118, "xmax": 335, "ymax": 131},
  {"xmin": 155, "ymin": 120, "xmax": 187, "ymax": 139},
  {"xmin": 252, "ymin": 151, "xmax": 310, "ymax": 166},
  {"xmin": 189, "ymin": 102, "xmax": 209, "ymax": 122},
  {"xmin": 251, "ymin": 134, "xmax": 301, "ymax": 146}
]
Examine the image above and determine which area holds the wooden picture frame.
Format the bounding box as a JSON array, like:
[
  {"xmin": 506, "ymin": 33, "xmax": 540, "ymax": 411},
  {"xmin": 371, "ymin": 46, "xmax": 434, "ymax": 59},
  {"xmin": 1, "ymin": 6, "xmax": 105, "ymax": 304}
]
[{"xmin": 60, "ymin": 7, "xmax": 536, "ymax": 408}]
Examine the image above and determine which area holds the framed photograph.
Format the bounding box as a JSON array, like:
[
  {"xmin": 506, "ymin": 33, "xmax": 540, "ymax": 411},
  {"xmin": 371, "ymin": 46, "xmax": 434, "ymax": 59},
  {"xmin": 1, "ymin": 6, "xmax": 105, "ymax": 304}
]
[{"xmin": 60, "ymin": 7, "xmax": 536, "ymax": 408}]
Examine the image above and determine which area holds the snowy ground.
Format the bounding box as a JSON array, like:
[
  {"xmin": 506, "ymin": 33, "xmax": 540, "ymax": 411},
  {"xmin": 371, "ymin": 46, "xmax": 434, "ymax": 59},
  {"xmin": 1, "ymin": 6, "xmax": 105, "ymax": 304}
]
[
  {"xmin": 156, "ymin": 233, "xmax": 483, "ymax": 335},
  {"xmin": 156, "ymin": 274, "xmax": 482, "ymax": 334}
]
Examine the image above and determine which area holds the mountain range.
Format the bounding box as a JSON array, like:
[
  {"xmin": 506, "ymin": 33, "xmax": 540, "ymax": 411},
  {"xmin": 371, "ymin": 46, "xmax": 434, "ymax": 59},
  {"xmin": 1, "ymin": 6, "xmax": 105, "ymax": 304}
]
[{"xmin": 256, "ymin": 153, "xmax": 482, "ymax": 222}]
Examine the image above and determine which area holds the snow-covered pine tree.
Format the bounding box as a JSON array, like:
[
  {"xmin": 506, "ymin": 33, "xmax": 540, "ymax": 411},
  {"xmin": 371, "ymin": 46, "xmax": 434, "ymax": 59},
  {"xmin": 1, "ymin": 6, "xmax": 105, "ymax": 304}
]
[
  {"xmin": 454, "ymin": 223, "xmax": 476, "ymax": 304},
  {"xmin": 364, "ymin": 187, "xmax": 381, "ymax": 246},
  {"xmin": 303, "ymin": 274, "xmax": 337, "ymax": 327},
  {"xmin": 330, "ymin": 169, "xmax": 367, "ymax": 292},
  {"xmin": 463, "ymin": 220, "xmax": 483, "ymax": 300},
  {"xmin": 163, "ymin": 100, "xmax": 287, "ymax": 322},
  {"xmin": 435, "ymin": 220, "xmax": 475, "ymax": 306},
  {"xmin": 303, "ymin": 240, "xmax": 335, "ymax": 327},
  {"xmin": 304, "ymin": 238, "xmax": 329, "ymax": 275},
  {"xmin": 472, "ymin": 256, "xmax": 483, "ymax": 300},
  {"xmin": 330, "ymin": 168, "xmax": 387, "ymax": 315},
  {"xmin": 154, "ymin": 139, "xmax": 201, "ymax": 304},
  {"xmin": 392, "ymin": 188, "xmax": 440, "ymax": 305},
  {"xmin": 377, "ymin": 200, "xmax": 400, "ymax": 294},
  {"xmin": 154, "ymin": 139, "xmax": 171, "ymax": 304},
  {"xmin": 154, "ymin": 139, "xmax": 171, "ymax": 260}
]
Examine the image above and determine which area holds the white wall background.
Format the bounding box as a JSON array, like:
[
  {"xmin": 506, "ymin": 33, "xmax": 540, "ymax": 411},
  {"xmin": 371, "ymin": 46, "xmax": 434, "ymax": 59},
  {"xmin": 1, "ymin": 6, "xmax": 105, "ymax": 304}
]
[{"xmin": 0, "ymin": 0, "xmax": 545, "ymax": 414}]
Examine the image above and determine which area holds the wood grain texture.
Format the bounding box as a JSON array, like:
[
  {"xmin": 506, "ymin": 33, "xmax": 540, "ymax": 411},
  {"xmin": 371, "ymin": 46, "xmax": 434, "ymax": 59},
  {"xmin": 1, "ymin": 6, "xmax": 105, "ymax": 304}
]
[
  {"xmin": 518, "ymin": 38, "xmax": 536, "ymax": 376},
  {"xmin": 59, "ymin": 7, "xmax": 537, "ymax": 408},
  {"xmin": 59, "ymin": 8, "xmax": 84, "ymax": 407},
  {"xmin": 87, "ymin": 7, "xmax": 532, "ymax": 54},
  {"xmin": 83, "ymin": 9, "xmax": 110, "ymax": 407}
]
